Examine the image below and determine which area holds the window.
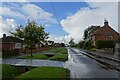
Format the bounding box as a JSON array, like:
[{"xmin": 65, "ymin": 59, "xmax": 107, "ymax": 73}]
[{"xmin": 109, "ymin": 36, "xmax": 113, "ymax": 40}]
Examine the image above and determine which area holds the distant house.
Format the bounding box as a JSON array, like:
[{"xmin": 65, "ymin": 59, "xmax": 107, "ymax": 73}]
[
  {"xmin": 92, "ymin": 20, "xmax": 120, "ymax": 47},
  {"xmin": 0, "ymin": 34, "xmax": 23, "ymax": 50}
]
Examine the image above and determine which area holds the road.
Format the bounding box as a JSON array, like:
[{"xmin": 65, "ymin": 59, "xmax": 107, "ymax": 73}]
[{"xmin": 64, "ymin": 48, "xmax": 120, "ymax": 78}]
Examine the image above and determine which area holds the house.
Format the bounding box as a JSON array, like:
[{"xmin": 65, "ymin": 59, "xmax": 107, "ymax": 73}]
[
  {"xmin": 0, "ymin": 34, "xmax": 23, "ymax": 50},
  {"xmin": 115, "ymin": 37, "xmax": 120, "ymax": 52},
  {"xmin": 0, "ymin": 34, "xmax": 23, "ymax": 57},
  {"xmin": 92, "ymin": 20, "xmax": 120, "ymax": 47}
]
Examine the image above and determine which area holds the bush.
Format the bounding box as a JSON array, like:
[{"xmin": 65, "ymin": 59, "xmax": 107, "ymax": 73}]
[
  {"xmin": 77, "ymin": 41, "xmax": 85, "ymax": 48},
  {"xmin": 96, "ymin": 40, "xmax": 115, "ymax": 49},
  {"xmin": 2, "ymin": 49, "xmax": 20, "ymax": 58},
  {"xmin": 83, "ymin": 41, "xmax": 93, "ymax": 50}
]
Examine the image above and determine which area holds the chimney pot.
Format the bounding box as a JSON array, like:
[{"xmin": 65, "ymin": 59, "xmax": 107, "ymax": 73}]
[
  {"xmin": 104, "ymin": 19, "xmax": 109, "ymax": 26},
  {"xmin": 3, "ymin": 34, "xmax": 6, "ymax": 38}
]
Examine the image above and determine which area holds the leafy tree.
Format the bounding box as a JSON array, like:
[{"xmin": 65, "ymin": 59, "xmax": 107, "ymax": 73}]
[
  {"xmin": 69, "ymin": 38, "xmax": 76, "ymax": 47},
  {"xmin": 84, "ymin": 30, "xmax": 88, "ymax": 40},
  {"xmin": 78, "ymin": 41, "xmax": 85, "ymax": 48},
  {"xmin": 83, "ymin": 26, "xmax": 100, "ymax": 40},
  {"xmin": 11, "ymin": 20, "xmax": 49, "ymax": 57},
  {"xmin": 83, "ymin": 40, "xmax": 93, "ymax": 50}
]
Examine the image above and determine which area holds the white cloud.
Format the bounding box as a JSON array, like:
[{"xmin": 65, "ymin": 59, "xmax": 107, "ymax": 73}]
[
  {"xmin": 48, "ymin": 35, "xmax": 73, "ymax": 44},
  {"xmin": 0, "ymin": 16, "xmax": 17, "ymax": 38},
  {"xmin": 1, "ymin": 0, "xmax": 119, "ymax": 2},
  {"xmin": 84, "ymin": 0, "xmax": 119, "ymax": 2},
  {"xmin": 0, "ymin": 7, "xmax": 25, "ymax": 19},
  {"xmin": 0, "ymin": 0, "xmax": 29, "ymax": 2},
  {"xmin": 21, "ymin": 3, "xmax": 58, "ymax": 24},
  {"xmin": 61, "ymin": 2, "xmax": 118, "ymax": 43},
  {"xmin": 0, "ymin": 3, "xmax": 58, "ymax": 25},
  {"xmin": 0, "ymin": 3, "xmax": 58, "ymax": 38}
]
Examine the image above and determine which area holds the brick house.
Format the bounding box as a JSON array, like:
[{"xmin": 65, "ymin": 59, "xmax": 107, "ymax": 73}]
[
  {"xmin": 0, "ymin": 34, "xmax": 23, "ymax": 50},
  {"xmin": 92, "ymin": 20, "xmax": 120, "ymax": 47},
  {"xmin": 0, "ymin": 34, "xmax": 24, "ymax": 57}
]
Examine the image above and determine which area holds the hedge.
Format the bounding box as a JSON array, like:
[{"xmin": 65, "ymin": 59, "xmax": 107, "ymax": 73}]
[
  {"xmin": 96, "ymin": 40, "xmax": 115, "ymax": 49},
  {"xmin": 83, "ymin": 41, "xmax": 93, "ymax": 50},
  {"xmin": 2, "ymin": 49, "xmax": 20, "ymax": 58}
]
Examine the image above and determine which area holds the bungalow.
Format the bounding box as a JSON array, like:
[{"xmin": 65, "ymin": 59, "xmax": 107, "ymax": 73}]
[{"xmin": 0, "ymin": 34, "xmax": 23, "ymax": 50}]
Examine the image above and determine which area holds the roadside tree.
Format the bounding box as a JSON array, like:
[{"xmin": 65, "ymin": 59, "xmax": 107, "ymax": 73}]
[{"xmin": 11, "ymin": 20, "xmax": 49, "ymax": 57}]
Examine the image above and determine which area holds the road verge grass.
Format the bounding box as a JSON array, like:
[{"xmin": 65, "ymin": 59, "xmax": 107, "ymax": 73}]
[
  {"xmin": 1, "ymin": 64, "xmax": 21, "ymax": 79},
  {"xmin": 19, "ymin": 47, "xmax": 68, "ymax": 61},
  {"xmin": 1, "ymin": 64, "xmax": 70, "ymax": 79},
  {"xmin": 17, "ymin": 66, "xmax": 70, "ymax": 78}
]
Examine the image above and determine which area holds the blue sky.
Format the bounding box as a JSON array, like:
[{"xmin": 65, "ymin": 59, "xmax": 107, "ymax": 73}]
[
  {"xmin": 1, "ymin": 2, "xmax": 89, "ymax": 37},
  {"xmin": 35, "ymin": 2, "xmax": 89, "ymax": 36},
  {"xmin": 0, "ymin": 2, "xmax": 118, "ymax": 43}
]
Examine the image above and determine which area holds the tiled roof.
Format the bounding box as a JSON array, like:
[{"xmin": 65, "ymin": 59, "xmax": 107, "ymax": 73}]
[
  {"xmin": 93, "ymin": 25, "xmax": 119, "ymax": 36},
  {"xmin": 0, "ymin": 36, "xmax": 23, "ymax": 43}
]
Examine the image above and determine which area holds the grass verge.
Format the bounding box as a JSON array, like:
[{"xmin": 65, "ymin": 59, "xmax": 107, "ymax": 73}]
[
  {"xmin": 1, "ymin": 64, "xmax": 70, "ymax": 79},
  {"xmin": 17, "ymin": 66, "xmax": 70, "ymax": 78},
  {"xmin": 1, "ymin": 64, "xmax": 21, "ymax": 79},
  {"xmin": 19, "ymin": 47, "xmax": 68, "ymax": 61}
]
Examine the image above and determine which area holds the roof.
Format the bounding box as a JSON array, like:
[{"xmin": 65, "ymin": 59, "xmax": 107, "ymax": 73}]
[
  {"xmin": 93, "ymin": 25, "xmax": 119, "ymax": 36},
  {"xmin": 0, "ymin": 36, "xmax": 23, "ymax": 43}
]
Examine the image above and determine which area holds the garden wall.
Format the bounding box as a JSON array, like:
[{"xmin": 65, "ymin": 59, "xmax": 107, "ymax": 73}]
[{"xmin": 2, "ymin": 49, "xmax": 21, "ymax": 58}]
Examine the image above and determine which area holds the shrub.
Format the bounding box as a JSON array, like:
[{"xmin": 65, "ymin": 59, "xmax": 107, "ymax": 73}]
[
  {"xmin": 2, "ymin": 49, "xmax": 20, "ymax": 58},
  {"xmin": 96, "ymin": 40, "xmax": 115, "ymax": 49},
  {"xmin": 83, "ymin": 41, "xmax": 93, "ymax": 50},
  {"xmin": 77, "ymin": 41, "xmax": 85, "ymax": 48}
]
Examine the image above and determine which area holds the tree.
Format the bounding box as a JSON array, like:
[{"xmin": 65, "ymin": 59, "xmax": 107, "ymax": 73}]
[
  {"xmin": 83, "ymin": 26, "xmax": 100, "ymax": 40},
  {"xmin": 69, "ymin": 38, "xmax": 76, "ymax": 47},
  {"xmin": 78, "ymin": 41, "xmax": 85, "ymax": 48},
  {"xmin": 11, "ymin": 20, "xmax": 49, "ymax": 57},
  {"xmin": 83, "ymin": 40, "xmax": 93, "ymax": 50}
]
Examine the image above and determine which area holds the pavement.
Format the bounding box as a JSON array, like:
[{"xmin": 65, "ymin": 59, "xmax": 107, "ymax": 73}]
[
  {"xmin": 79, "ymin": 48, "xmax": 120, "ymax": 60},
  {"xmin": 2, "ymin": 59, "xmax": 64, "ymax": 67},
  {"xmin": 1, "ymin": 52, "xmax": 64, "ymax": 67},
  {"xmin": 64, "ymin": 48, "xmax": 120, "ymax": 78}
]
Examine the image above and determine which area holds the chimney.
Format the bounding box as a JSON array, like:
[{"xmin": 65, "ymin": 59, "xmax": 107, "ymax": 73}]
[
  {"xmin": 3, "ymin": 34, "xmax": 6, "ymax": 38},
  {"xmin": 104, "ymin": 19, "xmax": 109, "ymax": 27}
]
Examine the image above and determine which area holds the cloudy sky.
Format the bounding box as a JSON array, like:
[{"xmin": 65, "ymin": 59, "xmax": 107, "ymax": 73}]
[{"xmin": 0, "ymin": 1, "xmax": 119, "ymax": 44}]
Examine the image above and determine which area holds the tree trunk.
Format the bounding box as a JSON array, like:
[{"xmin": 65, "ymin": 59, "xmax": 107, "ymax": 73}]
[{"xmin": 30, "ymin": 49, "xmax": 33, "ymax": 57}]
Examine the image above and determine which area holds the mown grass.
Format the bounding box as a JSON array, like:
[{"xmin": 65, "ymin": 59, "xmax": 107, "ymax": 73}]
[
  {"xmin": 1, "ymin": 64, "xmax": 21, "ymax": 79},
  {"xmin": 1, "ymin": 64, "xmax": 70, "ymax": 79},
  {"xmin": 19, "ymin": 47, "xmax": 68, "ymax": 61},
  {"xmin": 48, "ymin": 47, "xmax": 68, "ymax": 54},
  {"xmin": 17, "ymin": 66, "xmax": 70, "ymax": 79},
  {"xmin": 19, "ymin": 54, "xmax": 49, "ymax": 60},
  {"xmin": 49, "ymin": 53, "xmax": 68, "ymax": 61}
]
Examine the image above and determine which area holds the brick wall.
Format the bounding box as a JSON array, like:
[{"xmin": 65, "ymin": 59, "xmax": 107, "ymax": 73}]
[
  {"xmin": 1, "ymin": 43, "xmax": 15, "ymax": 50},
  {"xmin": 93, "ymin": 26, "xmax": 120, "ymax": 47},
  {"xmin": 95, "ymin": 27, "xmax": 119, "ymax": 41}
]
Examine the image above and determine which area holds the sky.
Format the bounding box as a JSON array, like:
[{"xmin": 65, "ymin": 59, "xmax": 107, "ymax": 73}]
[{"xmin": 0, "ymin": 1, "xmax": 119, "ymax": 44}]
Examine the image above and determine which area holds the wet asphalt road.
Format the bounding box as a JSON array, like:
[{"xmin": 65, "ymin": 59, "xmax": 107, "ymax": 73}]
[{"xmin": 64, "ymin": 48, "xmax": 120, "ymax": 78}]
